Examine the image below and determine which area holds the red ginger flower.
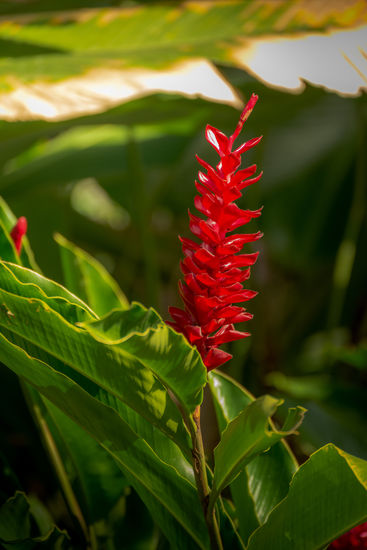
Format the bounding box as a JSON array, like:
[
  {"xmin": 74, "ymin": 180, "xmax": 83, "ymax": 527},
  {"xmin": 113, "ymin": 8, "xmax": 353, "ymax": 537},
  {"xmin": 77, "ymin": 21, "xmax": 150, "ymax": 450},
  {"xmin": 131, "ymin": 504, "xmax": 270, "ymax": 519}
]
[
  {"xmin": 329, "ymin": 522, "xmax": 367, "ymax": 549},
  {"xmin": 10, "ymin": 217, "xmax": 27, "ymax": 254},
  {"xmin": 168, "ymin": 94, "xmax": 263, "ymax": 371}
]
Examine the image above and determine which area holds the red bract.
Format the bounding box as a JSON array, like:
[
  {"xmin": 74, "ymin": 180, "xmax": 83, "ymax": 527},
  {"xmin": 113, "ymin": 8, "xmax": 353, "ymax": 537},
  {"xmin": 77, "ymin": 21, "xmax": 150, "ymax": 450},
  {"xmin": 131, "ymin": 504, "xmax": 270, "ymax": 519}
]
[
  {"xmin": 10, "ymin": 217, "xmax": 27, "ymax": 254},
  {"xmin": 168, "ymin": 94, "xmax": 263, "ymax": 371},
  {"xmin": 329, "ymin": 521, "xmax": 367, "ymax": 549}
]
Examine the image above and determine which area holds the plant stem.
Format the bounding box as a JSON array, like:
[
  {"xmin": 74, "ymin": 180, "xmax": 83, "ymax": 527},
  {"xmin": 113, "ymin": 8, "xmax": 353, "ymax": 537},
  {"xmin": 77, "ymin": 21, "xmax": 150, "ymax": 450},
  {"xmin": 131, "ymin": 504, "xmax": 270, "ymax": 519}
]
[
  {"xmin": 189, "ymin": 406, "xmax": 223, "ymax": 550},
  {"xmin": 127, "ymin": 128, "xmax": 160, "ymax": 309},
  {"xmin": 327, "ymin": 103, "xmax": 366, "ymax": 329},
  {"xmin": 22, "ymin": 383, "xmax": 91, "ymax": 548}
]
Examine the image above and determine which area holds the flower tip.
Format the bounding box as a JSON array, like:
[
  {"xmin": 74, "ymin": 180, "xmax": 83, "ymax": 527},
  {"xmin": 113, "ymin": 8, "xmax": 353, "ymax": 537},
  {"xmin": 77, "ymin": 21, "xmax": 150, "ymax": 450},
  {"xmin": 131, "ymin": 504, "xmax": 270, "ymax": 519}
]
[
  {"xmin": 230, "ymin": 92, "xmax": 259, "ymax": 144},
  {"xmin": 10, "ymin": 216, "xmax": 27, "ymax": 254},
  {"xmin": 240, "ymin": 94, "xmax": 258, "ymax": 123}
]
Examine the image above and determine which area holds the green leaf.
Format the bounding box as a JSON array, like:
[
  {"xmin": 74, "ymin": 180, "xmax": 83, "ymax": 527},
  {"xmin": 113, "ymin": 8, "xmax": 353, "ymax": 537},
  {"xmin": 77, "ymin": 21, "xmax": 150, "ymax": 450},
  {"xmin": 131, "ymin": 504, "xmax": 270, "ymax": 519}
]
[
  {"xmin": 0, "ymin": 2, "xmax": 363, "ymax": 94},
  {"xmin": 208, "ymin": 371, "xmax": 299, "ymax": 545},
  {"xmin": 0, "ymin": 332, "xmax": 209, "ymax": 549},
  {"xmin": 0, "ymin": 219, "xmax": 18, "ymax": 264},
  {"xmin": 13, "ymin": 331, "xmax": 196, "ymax": 544},
  {"xmin": 0, "ymin": 275, "xmax": 192, "ymax": 449},
  {"xmin": 55, "ymin": 232, "xmax": 129, "ymax": 316},
  {"xmin": 247, "ymin": 444, "xmax": 367, "ymax": 550},
  {"xmin": 79, "ymin": 305, "xmax": 207, "ymax": 416},
  {"xmin": 0, "ymin": 492, "xmax": 30, "ymax": 542},
  {"xmin": 0, "ymin": 491, "xmax": 69, "ymax": 549},
  {"xmin": 208, "ymin": 370, "xmax": 253, "ymax": 431},
  {"xmin": 0, "ymin": 261, "xmax": 96, "ymax": 322},
  {"xmin": 229, "ymin": 471, "xmax": 259, "ymax": 545},
  {"xmin": 210, "ymin": 395, "xmax": 305, "ymax": 508}
]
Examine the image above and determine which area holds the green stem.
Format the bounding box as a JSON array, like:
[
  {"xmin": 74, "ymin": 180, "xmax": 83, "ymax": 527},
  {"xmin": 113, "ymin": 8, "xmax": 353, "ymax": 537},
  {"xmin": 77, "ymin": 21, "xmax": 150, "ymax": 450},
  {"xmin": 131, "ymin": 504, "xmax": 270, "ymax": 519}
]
[
  {"xmin": 188, "ymin": 406, "xmax": 223, "ymax": 550},
  {"xmin": 327, "ymin": 104, "xmax": 366, "ymax": 329},
  {"xmin": 127, "ymin": 129, "xmax": 159, "ymax": 309},
  {"xmin": 21, "ymin": 383, "xmax": 91, "ymax": 548}
]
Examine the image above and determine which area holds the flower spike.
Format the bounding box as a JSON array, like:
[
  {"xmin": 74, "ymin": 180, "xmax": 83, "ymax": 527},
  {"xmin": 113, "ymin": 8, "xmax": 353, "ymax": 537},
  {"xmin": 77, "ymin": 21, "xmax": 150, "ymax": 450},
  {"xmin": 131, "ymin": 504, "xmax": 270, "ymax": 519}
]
[
  {"xmin": 10, "ymin": 216, "xmax": 27, "ymax": 254},
  {"xmin": 168, "ymin": 94, "xmax": 263, "ymax": 371}
]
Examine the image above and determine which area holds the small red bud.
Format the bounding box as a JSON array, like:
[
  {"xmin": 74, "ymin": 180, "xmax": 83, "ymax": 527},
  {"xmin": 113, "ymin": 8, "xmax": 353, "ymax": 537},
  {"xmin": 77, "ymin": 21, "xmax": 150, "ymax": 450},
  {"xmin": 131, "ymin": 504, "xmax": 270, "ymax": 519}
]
[{"xmin": 10, "ymin": 217, "xmax": 27, "ymax": 254}]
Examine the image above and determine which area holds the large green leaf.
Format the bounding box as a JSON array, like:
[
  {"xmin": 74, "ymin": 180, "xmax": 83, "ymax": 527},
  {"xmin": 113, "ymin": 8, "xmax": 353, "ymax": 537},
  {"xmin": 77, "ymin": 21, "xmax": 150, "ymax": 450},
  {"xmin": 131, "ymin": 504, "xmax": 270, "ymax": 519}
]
[
  {"xmin": 210, "ymin": 395, "xmax": 305, "ymax": 507},
  {"xmin": 0, "ymin": 332, "xmax": 208, "ymax": 549},
  {"xmin": 55, "ymin": 232, "xmax": 129, "ymax": 316},
  {"xmin": 247, "ymin": 444, "xmax": 367, "ymax": 550},
  {"xmin": 208, "ymin": 371, "xmax": 299, "ymax": 545},
  {"xmin": 0, "ymin": 197, "xmax": 127, "ymax": 541},
  {"xmin": 79, "ymin": 307, "xmax": 207, "ymax": 416},
  {"xmin": 0, "ymin": 274, "xmax": 195, "ymax": 449},
  {"xmin": 8, "ymin": 325, "xmax": 197, "ymax": 539},
  {"xmin": 0, "ymin": 2, "xmax": 363, "ymax": 90}
]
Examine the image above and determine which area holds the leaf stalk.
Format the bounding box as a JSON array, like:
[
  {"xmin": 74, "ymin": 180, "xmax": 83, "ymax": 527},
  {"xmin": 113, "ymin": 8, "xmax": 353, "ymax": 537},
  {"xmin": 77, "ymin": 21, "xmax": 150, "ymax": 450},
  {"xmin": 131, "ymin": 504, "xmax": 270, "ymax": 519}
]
[{"xmin": 189, "ymin": 405, "xmax": 223, "ymax": 550}]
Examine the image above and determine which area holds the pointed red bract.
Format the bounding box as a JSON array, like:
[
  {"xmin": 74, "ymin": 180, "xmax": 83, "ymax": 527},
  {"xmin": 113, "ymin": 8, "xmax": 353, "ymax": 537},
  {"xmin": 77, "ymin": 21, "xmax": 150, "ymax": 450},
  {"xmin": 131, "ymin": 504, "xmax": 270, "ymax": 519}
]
[
  {"xmin": 168, "ymin": 94, "xmax": 263, "ymax": 371},
  {"xmin": 10, "ymin": 217, "xmax": 27, "ymax": 254}
]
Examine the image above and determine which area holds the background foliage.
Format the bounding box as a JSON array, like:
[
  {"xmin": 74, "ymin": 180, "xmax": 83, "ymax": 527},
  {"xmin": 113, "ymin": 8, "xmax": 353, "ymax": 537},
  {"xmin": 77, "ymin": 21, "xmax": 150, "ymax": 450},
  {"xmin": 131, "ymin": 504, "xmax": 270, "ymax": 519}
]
[{"xmin": 0, "ymin": 1, "xmax": 366, "ymax": 548}]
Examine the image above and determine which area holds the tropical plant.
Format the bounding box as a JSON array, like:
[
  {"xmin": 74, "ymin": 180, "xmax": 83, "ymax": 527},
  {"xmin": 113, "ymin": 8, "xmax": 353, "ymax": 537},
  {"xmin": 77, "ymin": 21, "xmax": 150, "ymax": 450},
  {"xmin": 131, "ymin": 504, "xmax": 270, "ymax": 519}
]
[
  {"xmin": 0, "ymin": 94, "xmax": 366, "ymax": 549},
  {"xmin": 0, "ymin": 1, "xmax": 366, "ymax": 549}
]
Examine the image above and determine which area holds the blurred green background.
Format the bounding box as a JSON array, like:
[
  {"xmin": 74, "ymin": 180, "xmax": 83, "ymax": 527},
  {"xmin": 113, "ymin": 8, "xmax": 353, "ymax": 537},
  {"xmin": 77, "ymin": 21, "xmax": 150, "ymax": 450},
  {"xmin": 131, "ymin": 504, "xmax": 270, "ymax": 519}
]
[{"xmin": 0, "ymin": 0, "xmax": 366, "ymax": 538}]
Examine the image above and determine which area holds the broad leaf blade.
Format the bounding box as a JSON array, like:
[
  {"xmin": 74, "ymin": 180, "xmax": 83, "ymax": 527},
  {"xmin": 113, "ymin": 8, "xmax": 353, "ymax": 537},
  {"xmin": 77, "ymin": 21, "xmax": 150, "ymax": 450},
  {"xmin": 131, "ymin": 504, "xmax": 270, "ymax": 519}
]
[
  {"xmin": 80, "ymin": 305, "xmax": 207, "ymax": 416},
  {"xmin": 208, "ymin": 371, "xmax": 300, "ymax": 544},
  {"xmin": 211, "ymin": 395, "xmax": 305, "ymax": 503},
  {"xmin": 247, "ymin": 444, "xmax": 367, "ymax": 550},
  {"xmin": 0, "ymin": 1, "xmax": 363, "ymax": 116},
  {"xmin": 0, "ymin": 280, "xmax": 191, "ymax": 450},
  {"xmin": 55, "ymin": 232, "xmax": 129, "ymax": 316},
  {"xmin": 0, "ymin": 332, "xmax": 209, "ymax": 549}
]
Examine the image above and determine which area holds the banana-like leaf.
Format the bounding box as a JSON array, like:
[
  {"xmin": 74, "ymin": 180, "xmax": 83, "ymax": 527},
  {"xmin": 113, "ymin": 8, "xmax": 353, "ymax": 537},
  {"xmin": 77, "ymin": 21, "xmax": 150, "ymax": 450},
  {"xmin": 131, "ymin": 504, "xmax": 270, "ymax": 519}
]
[
  {"xmin": 0, "ymin": 2, "xmax": 363, "ymax": 103},
  {"xmin": 208, "ymin": 371, "xmax": 299, "ymax": 545},
  {"xmin": 247, "ymin": 444, "xmax": 367, "ymax": 550},
  {"xmin": 8, "ymin": 324, "xmax": 196, "ymax": 541},
  {"xmin": 0, "ymin": 197, "xmax": 131, "ymax": 537},
  {"xmin": 54, "ymin": 232, "xmax": 129, "ymax": 316},
  {"xmin": 0, "ymin": 333, "xmax": 208, "ymax": 549},
  {"xmin": 0, "ymin": 210, "xmax": 204, "ymax": 544},
  {"xmin": 0, "ymin": 491, "xmax": 69, "ymax": 549},
  {"xmin": 79, "ymin": 307, "xmax": 207, "ymax": 416},
  {"xmin": 210, "ymin": 394, "xmax": 305, "ymax": 509},
  {"xmin": 0, "ymin": 272, "xmax": 197, "ymax": 449}
]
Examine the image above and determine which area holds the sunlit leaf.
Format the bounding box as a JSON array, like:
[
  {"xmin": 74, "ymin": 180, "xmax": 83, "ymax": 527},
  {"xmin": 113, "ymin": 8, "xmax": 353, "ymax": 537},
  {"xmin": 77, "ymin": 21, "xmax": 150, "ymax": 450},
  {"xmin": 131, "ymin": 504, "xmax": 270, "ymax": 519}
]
[
  {"xmin": 247, "ymin": 444, "xmax": 367, "ymax": 550},
  {"xmin": 0, "ymin": 1, "xmax": 365, "ymax": 120},
  {"xmin": 210, "ymin": 395, "xmax": 305, "ymax": 508}
]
